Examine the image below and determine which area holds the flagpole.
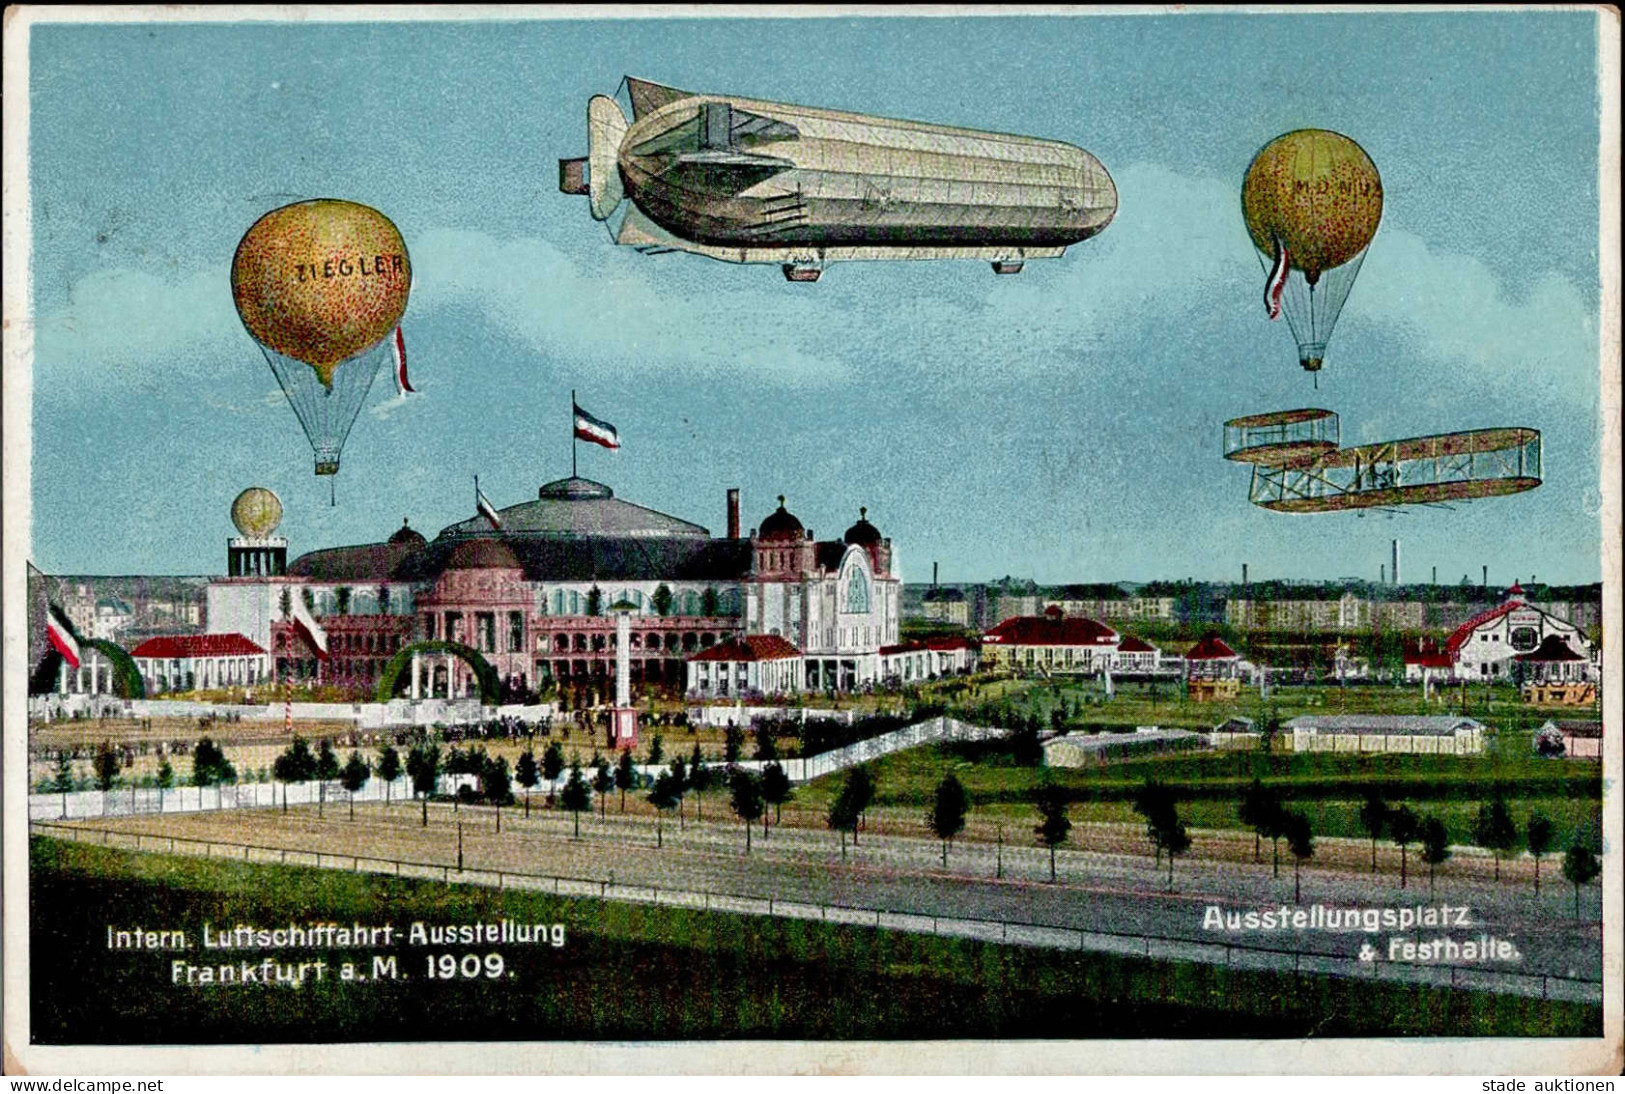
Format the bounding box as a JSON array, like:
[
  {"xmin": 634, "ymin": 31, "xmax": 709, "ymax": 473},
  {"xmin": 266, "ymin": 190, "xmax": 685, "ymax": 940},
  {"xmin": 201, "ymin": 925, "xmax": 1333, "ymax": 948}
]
[{"xmin": 571, "ymin": 389, "xmax": 577, "ymax": 478}]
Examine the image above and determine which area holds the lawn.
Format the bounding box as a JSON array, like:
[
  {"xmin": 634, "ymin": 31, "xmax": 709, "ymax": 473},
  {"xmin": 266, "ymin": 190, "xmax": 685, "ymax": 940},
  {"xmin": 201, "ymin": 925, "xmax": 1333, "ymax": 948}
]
[{"xmin": 28, "ymin": 837, "xmax": 1598, "ymax": 1042}]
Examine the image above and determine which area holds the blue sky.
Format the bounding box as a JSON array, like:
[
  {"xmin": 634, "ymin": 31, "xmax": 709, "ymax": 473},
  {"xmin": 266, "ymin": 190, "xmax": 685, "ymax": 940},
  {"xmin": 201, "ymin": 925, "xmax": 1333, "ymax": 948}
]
[{"xmin": 24, "ymin": 11, "xmax": 1606, "ymax": 584}]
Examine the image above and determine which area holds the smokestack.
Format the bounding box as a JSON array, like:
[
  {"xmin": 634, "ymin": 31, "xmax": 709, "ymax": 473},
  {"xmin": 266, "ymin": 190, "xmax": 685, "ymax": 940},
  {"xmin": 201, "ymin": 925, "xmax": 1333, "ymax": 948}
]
[
  {"xmin": 933, "ymin": 561, "xmax": 939, "ymax": 587},
  {"xmin": 1380, "ymin": 564, "xmax": 1386, "ymax": 585},
  {"xmin": 1242, "ymin": 563, "xmax": 1249, "ymax": 586},
  {"xmin": 1391, "ymin": 539, "xmax": 1400, "ymax": 586},
  {"xmin": 1483, "ymin": 565, "xmax": 1488, "ymax": 589},
  {"xmin": 1432, "ymin": 565, "xmax": 1437, "ymax": 585},
  {"xmin": 726, "ymin": 489, "xmax": 740, "ymax": 540}
]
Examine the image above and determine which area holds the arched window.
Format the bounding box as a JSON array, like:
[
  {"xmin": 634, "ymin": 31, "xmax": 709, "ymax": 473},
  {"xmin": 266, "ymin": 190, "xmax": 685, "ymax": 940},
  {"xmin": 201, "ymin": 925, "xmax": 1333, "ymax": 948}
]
[{"xmin": 846, "ymin": 568, "xmax": 870, "ymax": 614}]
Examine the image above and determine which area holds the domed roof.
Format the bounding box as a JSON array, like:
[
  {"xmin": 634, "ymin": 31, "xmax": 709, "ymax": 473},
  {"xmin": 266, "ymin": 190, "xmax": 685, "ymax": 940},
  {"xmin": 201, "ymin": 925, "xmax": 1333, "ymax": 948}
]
[
  {"xmin": 443, "ymin": 537, "xmax": 522, "ymax": 571},
  {"xmin": 844, "ymin": 506, "xmax": 881, "ymax": 546},
  {"xmin": 388, "ymin": 518, "xmax": 427, "ymax": 547},
  {"xmin": 758, "ymin": 496, "xmax": 804, "ymax": 541},
  {"xmin": 437, "ymin": 477, "xmax": 709, "ymax": 540}
]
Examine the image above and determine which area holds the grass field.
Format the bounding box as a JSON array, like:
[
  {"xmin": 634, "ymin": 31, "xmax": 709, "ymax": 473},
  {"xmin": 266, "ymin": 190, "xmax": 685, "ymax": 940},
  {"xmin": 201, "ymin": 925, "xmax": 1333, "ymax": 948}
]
[{"xmin": 28, "ymin": 837, "xmax": 1599, "ymax": 1042}]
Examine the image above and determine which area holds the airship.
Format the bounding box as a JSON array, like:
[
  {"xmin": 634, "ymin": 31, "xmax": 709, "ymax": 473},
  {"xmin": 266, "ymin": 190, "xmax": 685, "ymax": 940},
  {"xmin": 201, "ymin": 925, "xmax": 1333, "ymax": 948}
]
[{"xmin": 560, "ymin": 78, "xmax": 1117, "ymax": 281}]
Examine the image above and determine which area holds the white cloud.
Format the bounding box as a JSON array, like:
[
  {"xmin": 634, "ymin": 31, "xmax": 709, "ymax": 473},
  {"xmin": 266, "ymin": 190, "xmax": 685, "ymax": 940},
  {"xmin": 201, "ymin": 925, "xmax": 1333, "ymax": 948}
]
[
  {"xmin": 26, "ymin": 164, "xmax": 1597, "ymax": 409},
  {"xmin": 33, "ymin": 266, "xmax": 242, "ymax": 383},
  {"xmin": 408, "ymin": 228, "xmax": 855, "ymax": 383}
]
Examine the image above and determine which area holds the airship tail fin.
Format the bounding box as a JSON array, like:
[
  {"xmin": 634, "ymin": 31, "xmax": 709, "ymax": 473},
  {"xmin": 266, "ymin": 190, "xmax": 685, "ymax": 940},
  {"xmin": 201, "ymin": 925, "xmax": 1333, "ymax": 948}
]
[
  {"xmin": 588, "ymin": 95, "xmax": 628, "ymax": 220},
  {"xmin": 625, "ymin": 77, "xmax": 691, "ymax": 120}
]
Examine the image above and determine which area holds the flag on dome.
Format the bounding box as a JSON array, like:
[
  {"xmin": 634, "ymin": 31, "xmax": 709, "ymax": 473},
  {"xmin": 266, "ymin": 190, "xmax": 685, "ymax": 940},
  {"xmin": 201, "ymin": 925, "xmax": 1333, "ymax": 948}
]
[
  {"xmin": 477, "ymin": 484, "xmax": 504, "ymax": 529},
  {"xmin": 46, "ymin": 604, "xmax": 81, "ymax": 669},
  {"xmin": 573, "ymin": 402, "xmax": 620, "ymax": 450},
  {"xmin": 289, "ymin": 593, "xmax": 328, "ymax": 658}
]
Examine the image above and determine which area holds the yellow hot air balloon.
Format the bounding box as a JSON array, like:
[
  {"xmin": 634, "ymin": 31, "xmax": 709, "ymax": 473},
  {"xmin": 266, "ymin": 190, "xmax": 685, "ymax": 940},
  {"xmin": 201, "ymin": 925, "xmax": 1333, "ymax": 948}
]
[
  {"xmin": 230, "ymin": 486, "xmax": 284, "ymax": 538},
  {"xmin": 231, "ymin": 199, "xmax": 412, "ymax": 478},
  {"xmin": 1242, "ymin": 130, "xmax": 1382, "ymax": 375}
]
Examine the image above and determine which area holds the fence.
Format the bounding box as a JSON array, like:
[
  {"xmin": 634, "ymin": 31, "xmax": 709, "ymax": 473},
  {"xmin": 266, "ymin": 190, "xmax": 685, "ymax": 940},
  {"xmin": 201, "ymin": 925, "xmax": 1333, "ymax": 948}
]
[
  {"xmin": 30, "ymin": 819, "xmax": 1600, "ymax": 1006},
  {"xmin": 27, "ymin": 712, "xmax": 990, "ymax": 820},
  {"xmin": 28, "ymin": 696, "xmax": 555, "ymax": 728}
]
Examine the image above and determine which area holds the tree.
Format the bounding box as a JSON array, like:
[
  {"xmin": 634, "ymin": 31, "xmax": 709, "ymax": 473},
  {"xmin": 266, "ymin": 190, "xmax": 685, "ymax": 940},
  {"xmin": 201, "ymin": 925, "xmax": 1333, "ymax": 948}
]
[
  {"xmin": 1358, "ymin": 790, "xmax": 1388, "ymax": 873},
  {"xmin": 340, "ymin": 750, "xmax": 371, "ymax": 820},
  {"xmin": 405, "ymin": 741, "xmax": 440, "ymax": 827},
  {"xmin": 1033, "ymin": 781, "xmax": 1072, "ymax": 882},
  {"xmin": 52, "ymin": 752, "xmax": 75, "ymax": 795},
  {"xmin": 1420, "ymin": 816, "xmax": 1451, "ymax": 893},
  {"xmin": 729, "ymin": 769, "xmax": 764, "ymax": 854},
  {"xmin": 688, "ymin": 747, "xmax": 712, "ymax": 822},
  {"xmin": 927, "ymin": 772, "xmax": 969, "ymax": 868},
  {"xmin": 377, "ymin": 745, "xmax": 402, "ymax": 805},
  {"xmin": 93, "ymin": 740, "xmax": 120, "ymax": 792},
  {"xmin": 1133, "ymin": 779, "xmax": 1178, "ymax": 865},
  {"xmin": 1388, "ymin": 806, "xmax": 1419, "ymax": 889},
  {"xmin": 762, "ymin": 762, "xmax": 794, "ymax": 830},
  {"xmin": 485, "ymin": 755, "xmax": 512, "ymax": 826},
  {"xmin": 846, "ymin": 766, "xmax": 876, "ymax": 846},
  {"xmin": 827, "ymin": 786, "xmax": 859, "ymax": 857},
  {"xmin": 542, "ymin": 740, "xmax": 566, "ymax": 788},
  {"xmin": 1561, "ymin": 843, "xmax": 1601, "ymax": 919},
  {"xmin": 586, "ymin": 585, "xmax": 603, "ymax": 617},
  {"xmin": 155, "ymin": 756, "xmax": 174, "ymax": 809},
  {"xmin": 754, "ymin": 722, "xmax": 779, "ymax": 762},
  {"xmin": 1154, "ymin": 813, "xmax": 1192, "ymax": 891},
  {"xmin": 648, "ymin": 769, "xmax": 681, "ymax": 848},
  {"xmin": 334, "ymin": 586, "xmax": 352, "ymax": 616},
  {"xmin": 1472, "ymin": 798, "xmax": 1518, "ymax": 882},
  {"xmin": 647, "ymin": 734, "xmax": 664, "ymax": 767},
  {"xmin": 1009, "ymin": 718, "xmax": 1042, "ymax": 766},
  {"xmin": 314, "ymin": 739, "xmax": 340, "ymax": 817},
  {"xmin": 274, "ymin": 736, "xmax": 316, "ymax": 814},
  {"xmin": 592, "ymin": 755, "xmax": 614, "ymax": 818},
  {"xmin": 652, "ymin": 584, "xmax": 673, "ymax": 617},
  {"xmin": 1284, "ymin": 809, "xmax": 1314, "ymax": 903},
  {"xmin": 1237, "ymin": 779, "xmax": 1270, "ymax": 863},
  {"xmin": 701, "ymin": 585, "xmax": 720, "ymax": 617},
  {"xmin": 193, "ymin": 737, "xmax": 237, "ymax": 788},
  {"xmin": 515, "ymin": 748, "xmax": 539, "ymax": 817},
  {"xmin": 615, "ymin": 749, "xmax": 636, "ymax": 812},
  {"xmin": 724, "ymin": 725, "xmax": 744, "ymax": 765},
  {"xmin": 1526, "ymin": 813, "xmax": 1554, "ymax": 896},
  {"xmin": 561, "ymin": 761, "xmax": 592, "ymax": 838},
  {"xmin": 666, "ymin": 760, "xmax": 685, "ymax": 829}
]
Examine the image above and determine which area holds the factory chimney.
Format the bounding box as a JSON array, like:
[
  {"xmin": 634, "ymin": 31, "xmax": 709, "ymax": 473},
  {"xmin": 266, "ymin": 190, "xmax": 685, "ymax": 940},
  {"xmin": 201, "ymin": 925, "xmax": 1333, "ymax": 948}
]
[
  {"xmin": 933, "ymin": 561, "xmax": 939, "ymax": 587},
  {"xmin": 1380, "ymin": 564, "xmax": 1385, "ymax": 585},
  {"xmin": 1242, "ymin": 563, "xmax": 1249, "ymax": 586},
  {"xmin": 1391, "ymin": 539, "xmax": 1400, "ymax": 586},
  {"xmin": 1483, "ymin": 565, "xmax": 1488, "ymax": 589},
  {"xmin": 726, "ymin": 489, "xmax": 740, "ymax": 540}
]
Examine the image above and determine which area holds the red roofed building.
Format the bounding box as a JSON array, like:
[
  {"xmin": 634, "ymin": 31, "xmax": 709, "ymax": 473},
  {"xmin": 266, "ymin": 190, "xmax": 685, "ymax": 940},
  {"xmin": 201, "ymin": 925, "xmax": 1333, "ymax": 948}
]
[
  {"xmin": 129, "ymin": 633, "xmax": 269, "ymax": 694},
  {"xmin": 1185, "ymin": 634, "xmax": 1241, "ymax": 701},
  {"xmin": 687, "ymin": 634, "xmax": 803, "ymax": 698},
  {"xmin": 1115, "ymin": 634, "xmax": 1161, "ymax": 673},
  {"xmin": 1440, "ymin": 584, "xmax": 1595, "ymax": 684},
  {"xmin": 981, "ymin": 609, "xmax": 1119, "ymax": 675}
]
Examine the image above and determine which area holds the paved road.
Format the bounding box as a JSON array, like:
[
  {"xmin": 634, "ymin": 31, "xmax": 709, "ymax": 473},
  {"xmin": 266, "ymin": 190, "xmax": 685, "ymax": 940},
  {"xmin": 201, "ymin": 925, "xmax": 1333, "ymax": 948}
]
[{"xmin": 52, "ymin": 801, "xmax": 1603, "ymax": 992}]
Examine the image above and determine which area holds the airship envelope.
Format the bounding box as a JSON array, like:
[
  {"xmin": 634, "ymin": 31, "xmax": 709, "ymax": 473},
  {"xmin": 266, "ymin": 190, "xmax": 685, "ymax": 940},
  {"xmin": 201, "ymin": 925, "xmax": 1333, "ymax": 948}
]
[{"xmin": 561, "ymin": 78, "xmax": 1117, "ymax": 281}]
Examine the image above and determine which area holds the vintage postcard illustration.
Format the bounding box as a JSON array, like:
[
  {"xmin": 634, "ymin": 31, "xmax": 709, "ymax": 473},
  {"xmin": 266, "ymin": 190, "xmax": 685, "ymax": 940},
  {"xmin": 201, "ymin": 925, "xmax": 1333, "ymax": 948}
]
[{"xmin": 3, "ymin": 5, "xmax": 1620, "ymax": 1075}]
